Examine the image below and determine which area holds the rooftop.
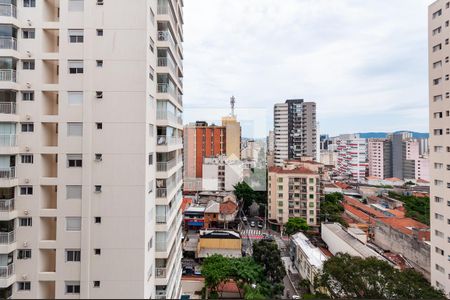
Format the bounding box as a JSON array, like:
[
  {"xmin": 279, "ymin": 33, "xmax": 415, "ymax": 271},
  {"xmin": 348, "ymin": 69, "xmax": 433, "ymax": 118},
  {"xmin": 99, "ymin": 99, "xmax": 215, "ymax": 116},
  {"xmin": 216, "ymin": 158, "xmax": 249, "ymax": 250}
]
[
  {"xmin": 269, "ymin": 166, "xmax": 317, "ymax": 175},
  {"xmin": 376, "ymin": 217, "xmax": 429, "ymax": 236},
  {"xmin": 291, "ymin": 232, "xmax": 328, "ymax": 268},
  {"xmin": 344, "ymin": 196, "xmax": 387, "ymax": 218},
  {"xmin": 322, "ymin": 223, "xmax": 383, "ymax": 259}
]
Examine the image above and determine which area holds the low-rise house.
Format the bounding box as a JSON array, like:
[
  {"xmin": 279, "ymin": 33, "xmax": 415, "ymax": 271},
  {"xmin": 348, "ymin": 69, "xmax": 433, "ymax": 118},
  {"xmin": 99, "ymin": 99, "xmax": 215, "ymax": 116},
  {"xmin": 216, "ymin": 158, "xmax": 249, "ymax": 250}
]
[
  {"xmin": 290, "ymin": 232, "xmax": 328, "ymax": 290},
  {"xmin": 184, "ymin": 206, "xmax": 205, "ymax": 230},
  {"xmin": 196, "ymin": 230, "xmax": 242, "ymax": 258}
]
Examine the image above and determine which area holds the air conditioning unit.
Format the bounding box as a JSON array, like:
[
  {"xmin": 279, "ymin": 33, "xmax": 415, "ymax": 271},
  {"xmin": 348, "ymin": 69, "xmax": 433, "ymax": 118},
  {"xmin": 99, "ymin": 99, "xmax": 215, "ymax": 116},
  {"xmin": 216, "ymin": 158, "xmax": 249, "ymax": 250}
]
[
  {"xmin": 23, "ymin": 241, "xmax": 28, "ymax": 248},
  {"xmin": 26, "ymin": 51, "xmax": 32, "ymax": 57},
  {"xmin": 22, "ymin": 274, "xmax": 28, "ymax": 280},
  {"xmin": 27, "ymin": 19, "xmax": 32, "ymax": 26},
  {"xmin": 24, "ymin": 209, "xmax": 29, "ymax": 215},
  {"xmin": 26, "ymin": 115, "xmax": 31, "ymax": 120},
  {"xmin": 24, "ymin": 178, "xmax": 30, "ymax": 184},
  {"xmin": 26, "ymin": 83, "xmax": 31, "ymax": 88},
  {"xmin": 25, "ymin": 146, "xmax": 30, "ymax": 152}
]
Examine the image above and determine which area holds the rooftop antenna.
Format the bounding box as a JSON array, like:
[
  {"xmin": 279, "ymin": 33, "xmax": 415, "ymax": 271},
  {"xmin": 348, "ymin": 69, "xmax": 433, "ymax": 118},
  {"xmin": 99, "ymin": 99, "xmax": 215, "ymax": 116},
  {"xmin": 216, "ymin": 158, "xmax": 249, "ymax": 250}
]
[{"xmin": 230, "ymin": 95, "xmax": 236, "ymax": 117}]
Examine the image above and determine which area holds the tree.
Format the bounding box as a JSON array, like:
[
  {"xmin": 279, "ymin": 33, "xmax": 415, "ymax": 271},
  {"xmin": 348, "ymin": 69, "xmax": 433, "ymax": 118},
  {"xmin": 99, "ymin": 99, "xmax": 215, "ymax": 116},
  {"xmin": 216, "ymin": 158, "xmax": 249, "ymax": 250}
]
[
  {"xmin": 284, "ymin": 217, "xmax": 309, "ymax": 236},
  {"xmin": 321, "ymin": 193, "xmax": 347, "ymax": 226},
  {"xmin": 316, "ymin": 253, "xmax": 446, "ymax": 299},
  {"xmin": 388, "ymin": 192, "xmax": 430, "ymax": 225},
  {"xmin": 234, "ymin": 182, "xmax": 256, "ymax": 211},
  {"xmin": 252, "ymin": 240, "xmax": 286, "ymax": 294}
]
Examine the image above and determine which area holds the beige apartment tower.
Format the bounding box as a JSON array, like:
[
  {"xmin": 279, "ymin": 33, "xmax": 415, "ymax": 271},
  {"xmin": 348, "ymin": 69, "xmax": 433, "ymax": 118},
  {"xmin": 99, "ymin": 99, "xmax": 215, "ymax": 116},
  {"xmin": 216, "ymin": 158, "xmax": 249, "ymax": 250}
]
[
  {"xmin": 429, "ymin": 0, "xmax": 450, "ymax": 296},
  {"xmin": 0, "ymin": 0, "xmax": 184, "ymax": 299}
]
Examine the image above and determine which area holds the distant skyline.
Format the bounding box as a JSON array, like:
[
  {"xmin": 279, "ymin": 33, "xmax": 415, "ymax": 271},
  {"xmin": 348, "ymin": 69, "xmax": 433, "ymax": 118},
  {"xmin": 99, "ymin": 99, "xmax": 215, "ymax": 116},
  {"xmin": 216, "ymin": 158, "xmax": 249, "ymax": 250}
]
[{"xmin": 183, "ymin": 0, "xmax": 430, "ymax": 138}]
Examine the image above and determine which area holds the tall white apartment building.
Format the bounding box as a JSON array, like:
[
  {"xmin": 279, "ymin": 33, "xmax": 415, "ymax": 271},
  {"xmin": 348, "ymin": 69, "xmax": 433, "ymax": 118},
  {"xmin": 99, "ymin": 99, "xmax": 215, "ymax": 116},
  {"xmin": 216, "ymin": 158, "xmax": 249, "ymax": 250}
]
[
  {"xmin": 429, "ymin": 1, "xmax": 450, "ymax": 296},
  {"xmin": 0, "ymin": 0, "xmax": 184, "ymax": 299},
  {"xmin": 335, "ymin": 138, "xmax": 368, "ymax": 182}
]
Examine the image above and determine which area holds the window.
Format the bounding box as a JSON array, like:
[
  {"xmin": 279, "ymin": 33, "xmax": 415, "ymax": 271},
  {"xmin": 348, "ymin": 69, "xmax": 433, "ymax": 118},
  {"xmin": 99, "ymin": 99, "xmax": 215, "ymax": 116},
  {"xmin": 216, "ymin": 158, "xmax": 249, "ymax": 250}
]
[
  {"xmin": 435, "ymin": 213, "xmax": 444, "ymax": 220},
  {"xmin": 66, "ymin": 185, "xmax": 82, "ymax": 199},
  {"xmin": 67, "ymin": 123, "xmax": 83, "ymax": 136},
  {"xmin": 95, "ymin": 185, "xmax": 102, "ymax": 192},
  {"xmin": 447, "ymin": 20, "xmax": 450, "ymax": 27},
  {"xmin": 434, "ymin": 77, "xmax": 442, "ymax": 85},
  {"xmin": 17, "ymin": 249, "xmax": 31, "ymax": 259},
  {"xmin": 23, "ymin": 0, "xmax": 36, "ymax": 7},
  {"xmin": 433, "ymin": 27, "xmax": 442, "ymax": 35},
  {"xmin": 277, "ymin": 178, "xmax": 283, "ymax": 183},
  {"xmin": 67, "ymin": 154, "xmax": 82, "ymax": 167},
  {"xmin": 65, "ymin": 281, "xmax": 80, "ymax": 294},
  {"xmin": 434, "ymin": 129, "xmax": 443, "ymax": 135},
  {"xmin": 96, "ymin": 122, "xmax": 102, "ymax": 129},
  {"xmin": 149, "ymin": 124, "xmax": 154, "ymax": 136},
  {"xmin": 66, "ymin": 249, "xmax": 81, "ymax": 262},
  {"xmin": 435, "ymin": 163, "xmax": 444, "ymax": 169},
  {"xmin": 19, "ymin": 217, "xmax": 32, "ymax": 227},
  {"xmin": 93, "ymin": 281, "xmax": 100, "ymax": 288},
  {"xmin": 436, "ymin": 230, "xmax": 444, "ymax": 238},
  {"xmin": 435, "ymin": 146, "xmax": 444, "ymax": 153},
  {"xmin": 96, "ymin": 29, "xmax": 103, "ymax": 36},
  {"xmin": 22, "ymin": 91, "xmax": 34, "ymax": 101},
  {"xmin": 436, "ymin": 264, "xmax": 445, "ymax": 273},
  {"xmin": 94, "ymin": 248, "xmax": 101, "ymax": 255},
  {"xmin": 68, "ymin": 29, "xmax": 84, "ymax": 43},
  {"xmin": 435, "ymin": 196, "xmax": 444, "ymax": 203},
  {"xmin": 433, "ymin": 61, "xmax": 442, "ymax": 69},
  {"xmin": 94, "ymin": 217, "xmax": 101, "ymax": 224},
  {"xmin": 433, "ymin": 9, "xmax": 442, "ymax": 19},
  {"xmin": 68, "ymin": 91, "xmax": 83, "ymax": 105},
  {"xmin": 95, "ymin": 154, "xmax": 102, "ymax": 161},
  {"xmin": 68, "ymin": 0, "xmax": 84, "ymax": 11},
  {"xmin": 22, "ymin": 29, "xmax": 35, "ymax": 39},
  {"xmin": 17, "ymin": 282, "xmax": 31, "ymax": 291},
  {"xmin": 21, "ymin": 123, "xmax": 34, "ymax": 132},
  {"xmin": 436, "ymin": 247, "xmax": 445, "ymax": 255},
  {"xmin": 66, "ymin": 217, "xmax": 81, "ymax": 231},
  {"xmin": 150, "ymin": 8, "xmax": 155, "ymax": 25},
  {"xmin": 22, "ymin": 60, "xmax": 35, "ymax": 70},
  {"xmin": 434, "ymin": 112, "xmax": 443, "ymax": 119},
  {"xmin": 96, "ymin": 60, "xmax": 103, "ymax": 67},
  {"xmin": 433, "ymin": 44, "xmax": 442, "ymax": 52},
  {"xmin": 149, "ymin": 66, "xmax": 154, "ymax": 80},
  {"xmin": 97, "ymin": 0, "xmax": 104, "ymax": 5},
  {"xmin": 21, "ymin": 154, "xmax": 33, "ymax": 164},
  {"xmin": 149, "ymin": 37, "xmax": 155, "ymax": 53},
  {"xmin": 447, "ymin": 1, "xmax": 450, "ymax": 8},
  {"xmin": 96, "ymin": 91, "xmax": 103, "ymax": 99},
  {"xmin": 20, "ymin": 186, "xmax": 33, "ymax": 195},
  {"xmin": 68, "ymin": 60, "xmax": 83, "ymax": 74}
]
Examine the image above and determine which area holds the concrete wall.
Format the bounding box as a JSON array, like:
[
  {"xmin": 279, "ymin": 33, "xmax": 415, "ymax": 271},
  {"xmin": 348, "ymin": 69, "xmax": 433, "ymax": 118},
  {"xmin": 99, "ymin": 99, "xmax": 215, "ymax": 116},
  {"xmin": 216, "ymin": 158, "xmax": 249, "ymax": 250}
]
[{"xmin": 373, "ymin": 222, "xmax": 430, "ymax": 281}]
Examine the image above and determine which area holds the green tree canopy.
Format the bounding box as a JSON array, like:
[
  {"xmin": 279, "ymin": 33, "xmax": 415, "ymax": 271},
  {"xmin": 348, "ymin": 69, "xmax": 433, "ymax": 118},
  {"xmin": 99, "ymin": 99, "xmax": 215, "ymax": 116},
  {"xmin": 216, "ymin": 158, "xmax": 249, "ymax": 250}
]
[
  {"xmin": 284, "ymin": 217, "xmax": 309, "ymax": 236},
  {"xmin": 316, "ymin": 253, "xmax": 445, "ymax": 299},
  {"xmin": 234, "ymin": 181, "xmax": 256, "ymax": 211},
  {"xmin": 252, "ymin": 240, "xmax": 286, "ymax": 286},
  {"xmin": 321, "ymin": 193, "xmax": 347, "ymax": 226},
  {"xmin": 388, "ymin": 192, "xmax": 430, "ymax": 225}
]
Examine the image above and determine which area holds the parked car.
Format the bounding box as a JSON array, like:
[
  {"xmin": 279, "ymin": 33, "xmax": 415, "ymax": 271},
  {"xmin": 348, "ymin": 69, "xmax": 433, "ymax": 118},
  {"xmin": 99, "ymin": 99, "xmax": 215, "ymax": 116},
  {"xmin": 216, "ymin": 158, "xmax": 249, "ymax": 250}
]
[
  {"xmin": 250, "ymin": 221, "xmax": 255, "ymax": 227},
  {"xmin": 257, "ymin": 222, "xmax": 263, "ymax": 229},
  {"xmin": 242, "ymin": 216, "xmax": 248, "ymax": 222}
]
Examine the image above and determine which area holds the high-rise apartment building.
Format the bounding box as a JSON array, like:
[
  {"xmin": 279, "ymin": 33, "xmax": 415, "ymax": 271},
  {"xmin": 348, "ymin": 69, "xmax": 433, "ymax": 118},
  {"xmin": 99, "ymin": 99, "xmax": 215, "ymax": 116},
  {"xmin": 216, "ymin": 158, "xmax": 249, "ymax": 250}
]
[
  {"xmin": 221, "ymin": 115, "xmax": 241, "ymax": 160},
  {"xmin": 183, "ymin": 121, "xmax": 226, "ymax": 192},
  {"xmin": 0, "ymin": 0, "xmax": 184, "ymax": 298},
  {"xmin": 429, "ymin": 1, "xmax": 450, "ymax": 295},
  {"xmin": 273, "ymin": 99, "xmax": 317, "ymax": 166},
  {"xmin": 368, "ymin": 139, "xmax": 393, "ymax": 179},
  {"xmin": 268, "ymin": 159, "xmax": 322, "ymax": 227},
  {"xmin": 335, "ymin": 137, "xmax": 368, "ymax": 181}
]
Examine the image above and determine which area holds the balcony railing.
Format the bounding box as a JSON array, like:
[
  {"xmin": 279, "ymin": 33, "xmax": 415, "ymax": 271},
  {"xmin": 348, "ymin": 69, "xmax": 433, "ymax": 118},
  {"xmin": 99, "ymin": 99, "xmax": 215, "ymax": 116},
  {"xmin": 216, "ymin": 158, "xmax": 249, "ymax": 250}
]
[
  {"xmin": 155, "ymin": 291, "xmax": 167, "ymax": 300},
  {"xmin": 156, "ymin": 215, "xmax": 167, "ymax": 224},
  {"xmin": 158, "ymin": 30, "xmax": 176, "ymax": 51},
  {"xmin": 0, "ymin": 198, "xmax": 14, "ymax": 212},
  {"xmin": 0, "ymin": 69, "xmax": 16, "ymax": 82},
  {"xmin": 0, "ymin": 231, "xmax": 15, "ymax": 244},
  {"xmin": 157, "ymin": 57, "xmax": 176, "ymax": 74},
  {"xmin": 0, "ymin": 4, "xmax": 17, "ymax": 18},
  {"xmin": 0, "ymin": 167, "xmax": 15, "ymax": 179},
  {"xmin": 0, "ymin": 264, "xmax": 14, "ymax": 278},
  {"xmin": 156, "ymin": 267, "xmax": 167, "ymax": 278},
  {"xmin": 0, "ymin": 102, "xmax": 16, "ymax": 114},
  {"xmin": 0, "ymin": 37, "xmax": 17, "ymax": 50},
  {"xmin": 0, "ymin": 135, "xmax": 16, "ymax": 147},
  {"xmin": 156, "ymin": 188, "xmax": 168, "ymax": 198},
  {"xmin": 157, "ymin": 135, "xmax": 182, "ymax": 146},
  {"xmin": 156, "ymin": 110, "xmax": 182, "ymax": 125}
]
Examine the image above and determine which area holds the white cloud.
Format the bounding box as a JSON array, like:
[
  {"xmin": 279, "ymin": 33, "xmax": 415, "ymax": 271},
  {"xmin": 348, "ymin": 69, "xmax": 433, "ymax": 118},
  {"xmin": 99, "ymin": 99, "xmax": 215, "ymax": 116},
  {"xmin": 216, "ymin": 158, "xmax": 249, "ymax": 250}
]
[{"xmin": 183, "ymin": 0, "xmax": 431, "ymax": 137}]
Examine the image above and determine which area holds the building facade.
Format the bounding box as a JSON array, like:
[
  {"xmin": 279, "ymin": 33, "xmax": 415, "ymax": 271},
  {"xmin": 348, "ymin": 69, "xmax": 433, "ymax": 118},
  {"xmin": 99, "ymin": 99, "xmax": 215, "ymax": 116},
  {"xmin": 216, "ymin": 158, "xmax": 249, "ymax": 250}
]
[
  {"xmin": 335, "ymin": 137, "xmax": 368, "ymax": 181},
  {"xmin": 368, "ymin": 138, "xmax": 392, "ymax": 179},
  {"xmin": 221, "ymin": 115, "xmax": 241, "ymax": 160},
  {"xmin": 202, "ymin": 155, "xmax": 244, "ymax": 191},
  {"xmin": 183, "ymin": 121, "xmax": 226, "ymax": 192},
  {"xmin": 268, "ymin": 160, "xmax": 321, "ymax": 226},
  {"xmin": 273, "ymin": 99, "xmax": 317, "ymax": 166},
  {"xmin": 429, "ymin": 0, "xmax": 450, "ymax": 295},
  {"xmin": 0, "ymin": 0, "xmax": 184, "ymax": 298}
]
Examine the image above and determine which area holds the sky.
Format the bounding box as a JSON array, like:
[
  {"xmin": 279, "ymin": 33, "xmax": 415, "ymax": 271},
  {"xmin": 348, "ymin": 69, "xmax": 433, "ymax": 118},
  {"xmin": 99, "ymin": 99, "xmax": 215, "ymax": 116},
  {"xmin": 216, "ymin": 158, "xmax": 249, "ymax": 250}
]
[{"xmin": 182, "ymin": 0, "xmax": 431, "ymax": 138}]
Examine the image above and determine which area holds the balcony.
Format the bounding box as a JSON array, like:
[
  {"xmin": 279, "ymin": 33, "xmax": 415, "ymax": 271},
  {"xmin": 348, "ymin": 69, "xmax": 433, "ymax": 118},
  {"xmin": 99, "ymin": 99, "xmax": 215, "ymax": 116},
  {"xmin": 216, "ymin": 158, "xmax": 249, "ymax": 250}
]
[
  {"xmin": 0, "ymin": 135, "xmax": 15, "ymax": 148},
  {"xmin": 0, "ymin": 231, "xmax": 14, "ymax": 245},
  {"xmin": 0, "ymin": 103, "xmax": 15, "ymax": 115},
  {"xmin": 0, "ymin": 168, "xmax": 14, "ymax": 180},
  {"xmin": 0, "ymin": 264, "xmax": 13, "ymax": 279},
  {"xmin": 0, "ymin": 38, "xmax": 16, "ymax": 51},
  {"xmin": 0, "ymin": 70, "xmax": 15, "ymax": 82},
  {"xmin": 158, "ymin": 30, "xmax": 176, "ymax": 51},
  {"xmin": 156, "ymin": 110, "xmax": 182, "ymax": 125},
  {"xmin": 0, "ymin": 4, "xmax": 16, "ymax": 18},
  {"xmin": 156, "ymin": 156, "xmax": 180, "ymax": 172},
  {"xmin": 156, "ymin": 267, "xmax": 167, "ymax": 278},
  {"xmin": 157, "ymin": 56, "xmax": 176, "ymax": 74},
  {"xmin": 0, "ymin": 199, "xmax": 13, "ymax": 212},
  {"xmin": 157, "ymin": 135, "xmax": 182, "ymax": 147}
]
